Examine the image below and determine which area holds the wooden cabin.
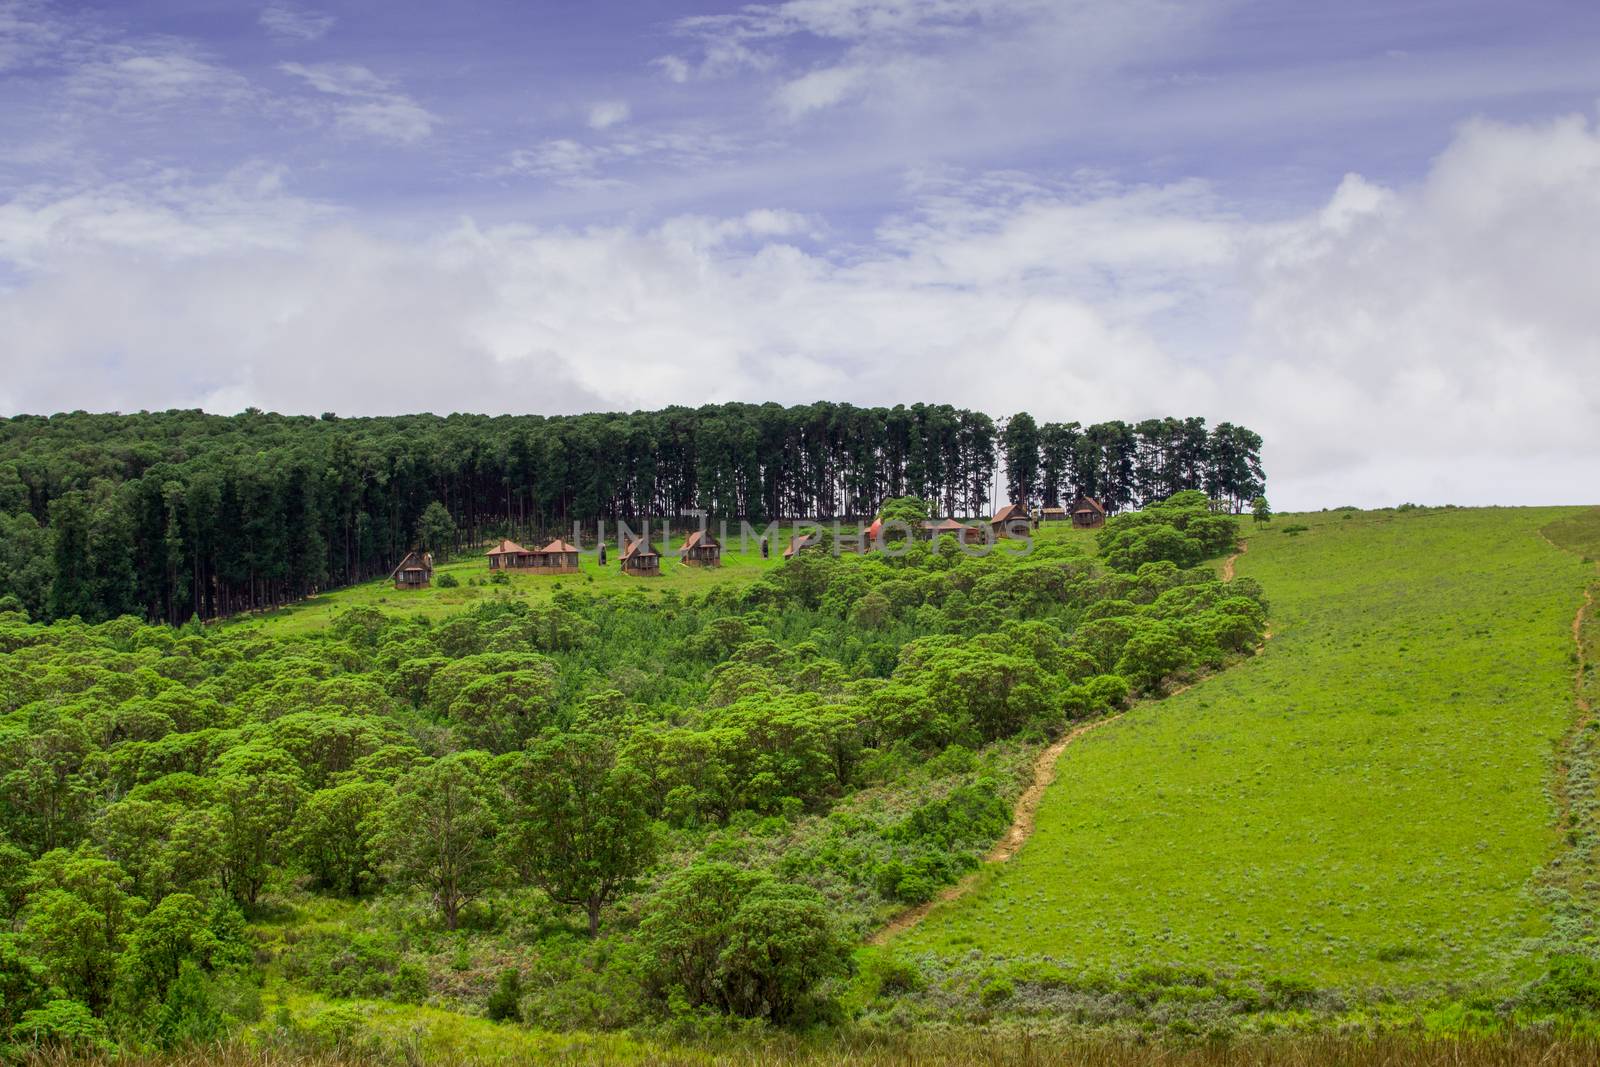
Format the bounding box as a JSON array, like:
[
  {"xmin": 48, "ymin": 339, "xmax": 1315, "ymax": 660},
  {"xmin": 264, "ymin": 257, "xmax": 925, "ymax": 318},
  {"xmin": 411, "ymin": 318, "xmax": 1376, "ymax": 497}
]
[
  {"xmin": 531, "ymin": 539, "xmax": 581, "ymax": 574},
  {"xmin": 679, "ymin": 530, "xmax": 721, "ymax": 567},
  {"xmin": 1041, "ymin": 506, "xmax": 1069, "ymax": 523},
  {"xmin": 1071, "ymin": 496, "xmax": 1107, "ymax": 529},
  {"xmin": 782, "ymin": 533, "xmax": 817, "ymax": 560},
  {"xmin": 486, "ymin": 539, "xmax": 535, "ymax": 570},
  {"xmin": 921, "ymin": 517, "xmax": 983, "ymax": 544},
  {"xmin": 391, "ymin": 550, "xmax": 434, "ymax": 590},
  {"xmin": 990, "ymin": 503, "xmax": 1031, "ymax": 539},
  {"xmin": 620, "ymin": 537, "xmax": 662, "ymax": 576}
]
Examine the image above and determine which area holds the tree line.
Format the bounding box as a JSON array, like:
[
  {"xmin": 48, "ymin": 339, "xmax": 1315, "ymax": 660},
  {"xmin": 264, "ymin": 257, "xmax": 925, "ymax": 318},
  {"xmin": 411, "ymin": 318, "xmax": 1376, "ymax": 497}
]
[{"xmin": 0, "ymin": 405, "xmax": 1263, "ymax": 624}]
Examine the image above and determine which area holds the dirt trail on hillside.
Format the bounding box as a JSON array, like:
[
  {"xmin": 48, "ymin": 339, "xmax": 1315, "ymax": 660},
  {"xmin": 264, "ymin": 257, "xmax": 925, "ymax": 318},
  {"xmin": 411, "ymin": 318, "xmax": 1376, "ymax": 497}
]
[
  {"xmin": 1551, "ymin": 584, "xmax": 1595, "ymax": 819},
  {"xmin": 1539, "ymin": 524, "xmax": 1597, "ymax": 832},
  {"xmin": 867, "ymin": 712, "xmax": 1126, "ymax": 945},
  {"xmin": 1221, "ymin": 540, "xmax": 1247, "ymax": 581}
]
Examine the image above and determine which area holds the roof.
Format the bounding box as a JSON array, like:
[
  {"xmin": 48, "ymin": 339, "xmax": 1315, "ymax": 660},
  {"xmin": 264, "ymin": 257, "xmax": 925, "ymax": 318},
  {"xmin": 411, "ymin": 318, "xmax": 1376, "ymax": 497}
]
[
  {"xmin": 782, "ymin": 533, "xmax": 816, "ymax": 559},
  {"xmin": 389, "ymin": 550, "xmax": 433, "ymax": 581},
  {"xmin": 620, "ymin": 537, "xmax": 660, "ymax": 562},
  {"xmin": 681, "ymin": 530, "xmax": 720, "ymax": 551},
  {"xmin": 992, "ymin": 503, "xmax": 1027, "ymax": 523},
  {"xmin": 486, "ymin": 539, "xmax": 529, "ymax": 556},
  {"xmin": 922, "ymin": 518, "xmax": 969, "ymax": 532},
  {"xmin": 863, "ymin": 518, "xmax": 883, "ymax": 540},
  {"xmin": 1041, "ymin": 506, "xmax": 1068, "ymax": 515},
  {"xmin": 538, "ymin": 539, "xmax": 580, "ymax": 554},
  {"xmin": 1073, "ymin": 496, "xmax": 1106, "ymax": 514}
]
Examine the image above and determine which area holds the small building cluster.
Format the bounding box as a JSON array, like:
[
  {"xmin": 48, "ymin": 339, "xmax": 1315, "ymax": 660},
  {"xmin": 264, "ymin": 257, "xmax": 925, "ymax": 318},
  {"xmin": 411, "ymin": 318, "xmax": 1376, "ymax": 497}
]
[
  {"xmin": 421, "ymin": 496, "xmax": 1108, "ymax": 592},
  {"xmin": 486, "ymin": 538, "xmax": 580, "ymax": 573}
]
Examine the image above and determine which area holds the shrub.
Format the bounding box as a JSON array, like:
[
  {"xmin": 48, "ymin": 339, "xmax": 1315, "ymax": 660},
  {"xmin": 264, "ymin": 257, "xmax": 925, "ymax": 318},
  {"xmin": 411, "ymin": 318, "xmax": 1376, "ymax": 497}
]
[
  {"xmin": 1521, "ymin": 954, "xmax": 1600, "ymax": 1014},
  {"xmin": 10, "ymin": 1000, "xmax": 114, "ymax": 1054},
  {"xmin": 485, "ymin": 967, "xmax": 523, "ymax": 1023},
  {"xmin": 436, "ymin": 573, "xmax": 460, "ymax": 588}
]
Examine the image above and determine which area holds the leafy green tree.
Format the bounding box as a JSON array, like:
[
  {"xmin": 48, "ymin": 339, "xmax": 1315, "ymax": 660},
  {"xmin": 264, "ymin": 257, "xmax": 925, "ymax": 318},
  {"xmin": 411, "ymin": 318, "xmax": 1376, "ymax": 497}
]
[
  {"xmin": 118, "ymin": 892, "xmax": 236, "ymax": 1006},
  {"xmin": 636, "ymin": 862, "xmax": 765, "ymax": 1009},
  {"xmin": 717, "ymin": 882, "xmax": 851, "ymax": 1023},
  {"xmin": 0, "ymin": 934, "xmax": 48, "ymax": 1033},
  {"xmin": 1001, "ymin": 412, "xmax": 1041, "ymax": 508},
  {"xmin": 213, "ymin": 748, "xmax": 305, "ymax": 906},
  {"xmin": 416, "ymin": 501, "xmax": 456, "ymax": 560},
  {"xmin": 289, "ymin": 781, "xmax": 389, "ymax": 896},
  {"xmin": 499, "ymin": 733, "xmax": 656, "ymax": 937},
  {"xmin": 375, "ymin": 755, "xmax": 501, "ymax": 930},
  {"xmin": 1251, "ymin": 496, "xmax": 1272, "ymax": 524},
  {"xmin": 447, "ymin": 667, "xmax": 560, "ymax": 753},
  {"xmin": 0, "ymin": 840, "xmax": 29, "ymax": 923},
  {"xmin": 1116, "ymin": 619, "xmax": 1194, "ymax": 694}
]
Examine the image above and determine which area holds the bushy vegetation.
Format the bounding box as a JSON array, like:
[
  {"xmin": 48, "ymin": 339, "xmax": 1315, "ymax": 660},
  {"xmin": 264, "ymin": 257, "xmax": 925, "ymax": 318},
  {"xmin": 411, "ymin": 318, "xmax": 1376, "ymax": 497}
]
[{"xmin": 0, "ymin": 495, "xmax": 1263, "ymax": 1055}]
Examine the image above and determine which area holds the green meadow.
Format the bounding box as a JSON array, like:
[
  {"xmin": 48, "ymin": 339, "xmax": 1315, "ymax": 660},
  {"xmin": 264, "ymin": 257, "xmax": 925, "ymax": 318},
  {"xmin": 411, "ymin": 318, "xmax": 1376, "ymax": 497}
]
[
  {"xmin": 230, "ymin": 524, "xmax": 1096, "ymax": 637},
  {"xmin": 899, "ymin": 506, "xmax": 1599, "ymax": 990}
]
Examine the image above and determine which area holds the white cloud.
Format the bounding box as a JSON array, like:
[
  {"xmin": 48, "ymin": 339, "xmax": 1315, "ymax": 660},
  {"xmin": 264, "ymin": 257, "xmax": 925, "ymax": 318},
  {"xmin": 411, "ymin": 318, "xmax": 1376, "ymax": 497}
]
[
  {"xmin": 279, "ymin": 61, "xmax": 436, "ymax": 144},
  {"xmin": 774, "ymin": 65, "xmax": 867, "ymax": 119},
  {"xmin": 587, "ymin": 99, "xmax": 630, "ymax": 130},
  {"xmin": 501, "ymin": 129, "xmax": 739, "ymax": 187},
  {"xmin": 3, "ymin": 110, "xmax": 1599, "ymax": 508},
  {"xmin": 259, "ymin": 3, "xmax": 335, "ymax": 43},
  {"xmin": 69, "ymin": 45, "xmax": 253, "ymax": 107}
]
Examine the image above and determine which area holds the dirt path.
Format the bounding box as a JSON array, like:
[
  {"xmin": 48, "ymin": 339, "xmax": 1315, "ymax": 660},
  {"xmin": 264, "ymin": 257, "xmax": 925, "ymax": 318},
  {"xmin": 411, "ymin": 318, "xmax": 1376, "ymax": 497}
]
[
  {"xmin": 1221, "ymin": 539, "xmax": 1247, "ymax": 582},
  {"xmin": 1539, "ymin": 524, "xmax": 1597, "ymax": 835},
  {"xmin": 867, "ymin": 712, "xmax": 1126, "ymax": 945},
  {"xmin": 1551, "ymin": 585, "xmax": 1595, "ymax": 821}
]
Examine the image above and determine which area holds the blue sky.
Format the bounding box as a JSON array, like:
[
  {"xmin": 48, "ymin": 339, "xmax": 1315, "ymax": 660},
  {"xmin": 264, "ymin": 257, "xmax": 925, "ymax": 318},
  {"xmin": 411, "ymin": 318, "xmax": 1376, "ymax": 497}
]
[{"xmin": 3, "ymin": 0, "xmax": 1600, "ymax": 506}]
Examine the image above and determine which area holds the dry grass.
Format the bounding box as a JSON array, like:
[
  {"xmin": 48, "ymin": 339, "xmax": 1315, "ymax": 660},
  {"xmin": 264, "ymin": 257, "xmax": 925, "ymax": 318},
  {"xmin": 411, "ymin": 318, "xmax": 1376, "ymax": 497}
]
[{"xmin": 20, "ymin": 1032, "xmax": 1600, "ymax": 1067}]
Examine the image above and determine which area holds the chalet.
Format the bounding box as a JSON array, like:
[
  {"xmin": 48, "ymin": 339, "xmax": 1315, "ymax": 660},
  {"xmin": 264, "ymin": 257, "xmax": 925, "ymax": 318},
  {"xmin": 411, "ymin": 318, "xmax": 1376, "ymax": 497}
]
[
  {"xmin": 921, "ymin": 517, "xmax": 983, "ymax": 544},
  {"xmin": 1071, "ymin": 496, "xmax": 1107, "ymax": 529},
  {"xmin": 679, "ymin": 529, "xmax": 721, "ymax": 567},
  {"xmin": 391, "ymin": 550, "xmax": 434, "ymax": 590},
  {"xmin": 620, "ymin": 537, "xmax": 662, "ymax": 576},
  {"xmin": 486, "ymin": 539, "xmax": 535, "ymax": 570},
  {"xmin": 531, "ymin": 539, "xmax": 581, "ymax": 574},
  {"xmin": 854, "ymin": 517, "xmax": 885, "ymax": 553},
  {"xmin": 1041, "ymin": 506, "xmax": 1069, "ymax": 523},
  {"xmin": 990, "ymin": 503, "xmax": 1031, "ymax": 539},
  {"xmin": 782, "ymin": 533, "xmax": 817, "ymax": 560}
]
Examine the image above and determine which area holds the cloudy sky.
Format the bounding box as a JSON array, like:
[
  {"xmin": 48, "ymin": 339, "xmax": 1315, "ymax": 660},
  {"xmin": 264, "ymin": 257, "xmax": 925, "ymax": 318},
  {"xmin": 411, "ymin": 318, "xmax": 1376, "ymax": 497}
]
[{"xmin": 2, "ymin": 0, "xmax": 1599, "ymax": 508}]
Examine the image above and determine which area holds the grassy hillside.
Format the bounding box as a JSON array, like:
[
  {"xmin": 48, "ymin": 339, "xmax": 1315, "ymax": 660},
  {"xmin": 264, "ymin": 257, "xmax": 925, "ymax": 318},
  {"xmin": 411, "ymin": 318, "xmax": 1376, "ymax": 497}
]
[
  {"xmin": 232, "ymin": 525, "xmax": 1101, "ymax": 637},
  {"xmin": 229, "ymin": 535, "xmax": 783, "ymax": 637},
  {"xmin": 898, "ymin": 506, "xmax": 1598, "ymax": 990}
]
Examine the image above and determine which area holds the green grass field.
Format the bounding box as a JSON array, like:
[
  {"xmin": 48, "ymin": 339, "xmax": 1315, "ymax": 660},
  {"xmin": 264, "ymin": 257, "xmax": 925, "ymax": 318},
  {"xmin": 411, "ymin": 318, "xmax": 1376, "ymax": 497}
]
[{"xmin": 899, "ymin": 506, "xmax": 1599, "ymax": 990}]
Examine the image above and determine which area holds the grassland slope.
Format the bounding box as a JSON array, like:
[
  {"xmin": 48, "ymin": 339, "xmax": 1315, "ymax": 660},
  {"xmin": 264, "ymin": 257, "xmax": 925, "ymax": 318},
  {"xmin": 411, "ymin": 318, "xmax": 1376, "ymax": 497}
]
[{"xmin": 899, "ymin": 506, "xmax": 1596, "ymax": 990}]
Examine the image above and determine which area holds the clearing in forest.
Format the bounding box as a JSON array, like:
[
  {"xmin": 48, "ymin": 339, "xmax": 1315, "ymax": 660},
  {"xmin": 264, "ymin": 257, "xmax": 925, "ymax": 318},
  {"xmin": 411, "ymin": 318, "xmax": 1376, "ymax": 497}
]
[{"xmin": 898, "ymin": 506, "xmax": 1597, "ymax": 990}]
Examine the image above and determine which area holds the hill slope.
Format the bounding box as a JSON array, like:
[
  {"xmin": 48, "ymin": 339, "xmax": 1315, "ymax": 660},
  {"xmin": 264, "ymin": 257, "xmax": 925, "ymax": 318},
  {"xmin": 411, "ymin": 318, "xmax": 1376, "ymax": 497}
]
[{"xmin": 898, "ymin": 507, "xmax": 1598, "ymax": 990}]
